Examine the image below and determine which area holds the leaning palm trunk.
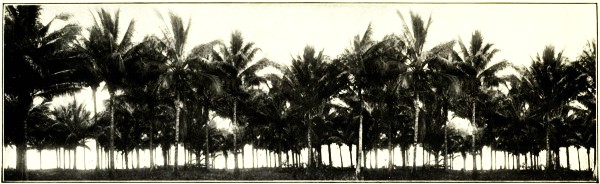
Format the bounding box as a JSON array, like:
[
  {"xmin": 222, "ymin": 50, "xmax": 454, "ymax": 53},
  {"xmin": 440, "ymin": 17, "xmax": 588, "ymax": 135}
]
[{"xmin": 412, "ymin": 93, "xmax": 420, "ymax": 173}]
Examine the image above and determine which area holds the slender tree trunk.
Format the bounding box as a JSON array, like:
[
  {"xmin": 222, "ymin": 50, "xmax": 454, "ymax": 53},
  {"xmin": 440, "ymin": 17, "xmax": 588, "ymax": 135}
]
[
  {"xmin": 338, "ymin": 144, "xmax": 344, "ymax": 168},
  {"xmin": 91, "ymin": 87, "xmax": 99, "ymax": 171},
  {"xmin": 242, "ymin": 145, "xmax": 246, "ymax": 169},
  {"xmin": 150, "ymin": 121, "xmax": 154, "ymax": 170},
  {"xmin": 356, "ymin": 89, "xmax": 364, "ymax": 180},
  {"xmin": 327, "ymin": 144, "xmax": 333, "ymax": 167},
  {"xmin": 388, "ymin": 128, "xmax": 393, "ymax": 171},
  {"xmin": 125, "ymin": 152, "xmax": 130, "ymax": 170},
  {"xmin": 349, "ymin": 145, "xmax": 354, "ymax": 168},
  {"xmin": 400, "ymin": 149, "xmax": 406, "ymax": 168},
  {"xmin": 84, "ymin": 146, "xmax": 87, "ymax": 170},
  {"xmin": 74, "ymin": 147, "xmax": 77, "ymax": 170},
  {"xmin": 232, "ymin": 101, "xmax": 239, "ymax": 173},
  {"xmin": 413, "ymin": 93, "xmax": 420, "ymax": 173},
  {"xmin": 39, "ymin": 150, "xmax": 42, "ymax": 170},
  {"xmin": 545, "ymin": 115, "xmax": 552, "ymax": 171},
  {"xmin": 566, "ymin": 147, "xmax": 570, "ymax": 170},
  {"xmin": 462, "ymin": 152, "xmax": 467, "ymax": 171},
  {"xmin": 471, "ymin": 101, "xmax": 477, "ymax": 176},
  {"xmin": 578, "ymin": 147, "xmax": 581, "ymax": 171},
  {"xmin": 174, "ymin": 96, "xmax": 182, "ymax": 175},
  {"xmin": 444, "ymin": 117, "xmax": 448, "ymax": 171},
  {"xmin": 587, "ymin": 147, "xmax": 591, "ymax": 171},
  {"xmin": 109, "ymin": 91, "xmax": 116, "ymax": 173},
  {"xmin": 517, "ymin": 153, "xmax": 521, "ymax": 171}
]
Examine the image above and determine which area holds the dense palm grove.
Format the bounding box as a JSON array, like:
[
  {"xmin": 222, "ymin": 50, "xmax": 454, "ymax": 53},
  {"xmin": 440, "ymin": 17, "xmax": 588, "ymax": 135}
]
[{"xmin": 4, "ymin": 5, "xmax": 597, "ymax": 180}]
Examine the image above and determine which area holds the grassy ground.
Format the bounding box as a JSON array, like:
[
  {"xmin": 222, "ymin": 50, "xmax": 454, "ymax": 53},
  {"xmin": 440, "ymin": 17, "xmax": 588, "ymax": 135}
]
[{"xmin": 3, "ymin": 166, "xmax": 597, "ymax": 181}]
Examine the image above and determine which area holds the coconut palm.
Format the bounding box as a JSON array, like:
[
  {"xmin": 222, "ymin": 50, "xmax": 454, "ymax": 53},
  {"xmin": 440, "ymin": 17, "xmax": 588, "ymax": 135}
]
[
  {"xmin": 76, "ymin": 9, "xmax": 140, "ymax": 172},
  {"xmin": 453, "ymin": 30, "xmax": 512, "ymax": 175},
  {"xmin": 211, "ymin": 30, "xmax": 281, "ymax": 172},
  {"xmin": 152, "ymin": 12, "xmax": 221, "ymax": 175},
  {"xmin": 283, "ymin": 46, "xmax": 349, "ymax": 173},
  {"xmin": 524, "ymin": 45, "xmax": 587, "ymax": 171},
  {"xmin": 394, "ymin": 10, "xmax": 459, "ymax": 173},
  {"xmin": 4, "ymin": 5, "xmax": 83, "ymax": 178},
  {"xmin": 50, "ymin": 99, "xmax": 93, "ymax": 170}
]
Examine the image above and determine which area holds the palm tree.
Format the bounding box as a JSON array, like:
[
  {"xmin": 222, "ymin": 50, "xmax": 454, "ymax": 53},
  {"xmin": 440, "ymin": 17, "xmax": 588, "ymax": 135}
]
[
  {"xmin": 525, "ymin": 46, "xmax": 587, "ymax": 171},
  {"xmin": 212, "ymin": 30, "xmax": 281, "ymax": 173},
  {"xmin": 283, "ymin": 46, "xmax": 348, "ymax": 173},
  {"xmin": 153, "ymin": 12, "xmax": 221, "ymax": 175},
  {"xmin": 50, "ymin": 99, "xmax": 93, "ymax": 170},
  {"xmin": 340, "ymin": 23, "xmax": 400, "ymax": 178},
  {"xmin": 394, "ymin": 10, "xmax": 458, "ymax": 173},
  {"xmin": 77, "ymin": 9, "xmax": 139, "ymax": 172},
  {"xmin": 454, "ymin": 30, "xmax": 512, "ymax": 175},
  {"xmin": 4, "ymin": 5, "xmax": 82, "ymax": 179}
]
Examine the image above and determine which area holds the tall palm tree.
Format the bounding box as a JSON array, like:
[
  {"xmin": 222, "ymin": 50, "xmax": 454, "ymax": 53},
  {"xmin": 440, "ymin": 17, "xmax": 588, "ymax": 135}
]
[
  {"xmin": 525, "ymin": 46, "xmax": 587, "ymax": 171},
  {"xmin": 4, "ymin": 5, "xmax": 82, "ymax": 179},
  {"xmin": 153, "ymin": 12, "xmax": 221, "ymax": 175},
  {"xmin": 212, "ymin": 31, "xmax": 281, "ymax": 173},
  {"xmin": 340, "ymin": 24, "xmax": 401, "ymax": 178},
  {"xmin": 283, "ymin": 46, "xmax": 348, "ymax": 173},
  {"xmin": 454, "ymin": 30, "xmax": 512, "ymax": 175},
  {"xmin": 394, "ymin": 10, "xmax": 458, "ymax": 173},
  {"xmin": 78, "ymin": 9, "xmax": 138, "ymax": 172}
]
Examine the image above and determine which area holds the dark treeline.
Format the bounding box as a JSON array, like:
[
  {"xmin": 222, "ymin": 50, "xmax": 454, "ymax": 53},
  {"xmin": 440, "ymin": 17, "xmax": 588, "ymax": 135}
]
[{"xmin": 4, "ymin": 5, "xmax": 596, "ymax": 180}]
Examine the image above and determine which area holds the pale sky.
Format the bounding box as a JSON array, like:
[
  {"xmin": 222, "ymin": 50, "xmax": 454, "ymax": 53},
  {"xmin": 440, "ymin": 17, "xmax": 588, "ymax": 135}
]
[
  {"xmin": 40, "ymin": 3, "xmax": 596, "ymax": 114},
  {"xmin": 3, "ymin": 2, "xmax": 598, "ymax": 172}
]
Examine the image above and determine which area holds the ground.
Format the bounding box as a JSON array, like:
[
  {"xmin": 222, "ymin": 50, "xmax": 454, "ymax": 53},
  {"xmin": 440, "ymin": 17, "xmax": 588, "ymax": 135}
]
[{"xmin": 3, "ymin": 166, "xmax": 596, "ymax": 181}]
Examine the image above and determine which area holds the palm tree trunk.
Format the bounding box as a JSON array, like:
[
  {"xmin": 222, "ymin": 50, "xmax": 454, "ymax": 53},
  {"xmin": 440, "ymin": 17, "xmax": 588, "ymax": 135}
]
[
  {"xmin": 587, "ymin": 147, "xmax": 591, "ymax": 171},
  {"xmin": 174, "ymin": 96, "xmax": 181, "ymax": 175},
  {"xmin": 328, "ymin": 144, "xmax": 333, "ymax": 167},
  {"xmin": 84, "ymin": 146, "xmax": 87, "ymax": 170},
  {"xmin": 566, "ymin": 147, "xmax": 570, "ymax": 170},
  {"xmin": 578, "ymin": 147, "xmax": 581, "ymax": 171},
  {"xmin": 471, "ymin": 101, "xmax": 477, "ymax": 176},
  {"xmin": 413, "ymin": 93, "xmax": 420, "ymax": 173},
  {"xmin": 150, "ymin": 120, "xmax": 154, "ymax": 170},
  {"xmin": 307, "ymin": 114, "xmax": 314, "ymax": 171},
  {"xmin": 252, "ymin": 148, "xmax": 255, "ymax": 168},
  {"xmin": 74, "ymin": 147, "xmax": 77, "ymax": 170},
  {"xmin": 241, "ymin": 145, "xmax": 245, "ymax": 169},
  {"xmin": 223, "ymin": 150, "xmax": 228, "ymax": 169},
  {"xmin": 203, "ymin": 106, "xmax": 210, "ymax": 169},
  {"xmin": 349, "ymin": 144, "xmax": 354, "ymax": 168},
  {"xmin": 388, "ymin": 128, "xmax": 393, "ymax": 171},
  {"xmin": 109, "ymin": 91, "xmax": 116, "ymax": 172},
  {"xmin": 400, "ymin": 149, "xmax": 406, "ymax": 168},
  {"xmin": 232, "ymin": 101, "xmax": 239, "ymax": 173},
  {"xmin": 444, "ymin": 119, "xmax": 448, "ymax": 171},
  {"xmin": 136, "ymin": 147, "xmax": 140, "ymax": 169},
  {"xmin": 339, "ymin": 144, "xmax": 344, "ymax": 168},
  {"xmin": 92, "ymin": 87, "xmax": 99, "ymax": 170},
  {"xmin": 356, "ymin": 89, "xmax": 364, "ymax": 180},
  {"xmin": 39, "ymin": 150, "xmax": 42, "ymax": 170},
  {"xmin": 546, "ymin": 126, "xmax": 551, "ymax": 171}
]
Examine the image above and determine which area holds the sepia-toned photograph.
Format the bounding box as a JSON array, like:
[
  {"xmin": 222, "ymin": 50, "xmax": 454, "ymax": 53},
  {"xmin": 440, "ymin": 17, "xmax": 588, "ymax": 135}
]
[{"xmin": 2, "ymin": 1, "xmax": 598, "ymax": 181}]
